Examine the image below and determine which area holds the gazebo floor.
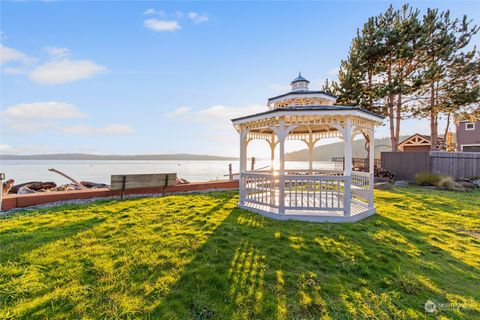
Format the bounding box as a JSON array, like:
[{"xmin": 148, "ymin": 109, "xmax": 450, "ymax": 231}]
[{"xmin": 239, "ymin": 192, "xmax": 375, "ymax": 223}]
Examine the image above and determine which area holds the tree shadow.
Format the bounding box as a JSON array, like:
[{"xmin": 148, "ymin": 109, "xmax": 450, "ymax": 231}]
[
  {"xmin": 150, "ymin": 194, "xmax": 479, "ymax": 319},
  {"xmin": 2, "ymin": 190, "xmax": 478, "ymax": 319},
  {"xmin": 0, "ymin": 216, "xmax": 105, "ymax": 263}
]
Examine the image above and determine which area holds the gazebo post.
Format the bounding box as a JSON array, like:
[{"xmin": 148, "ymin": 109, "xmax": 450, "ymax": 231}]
[
  {"xmin": 239, "ymin": 127, "xmax": 248, "ymax": 204},
  {"xmin": 368, "ymin": 128, "xmax": 375, "ymax": 208},
  {"xmin": 269, "ymin": 134, "xmax": 276, "ymax": 171},
  {"xmin": 277, "ymin": 122, "xmax": 287, "ymax": 216},
  {"xmin": 272, "ymin": 120, "xmax": 297, "ymax": 216},
  {"xmin": 343, "ymin": 118, "xmax": 352, "ymax": 216}
]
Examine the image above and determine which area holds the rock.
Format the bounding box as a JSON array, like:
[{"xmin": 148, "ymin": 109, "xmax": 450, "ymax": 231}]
[
  {"xmin": 394, "ymin": 180, "xmax": 409, "ymax": 188},
  {"xmin": 458, "ymin": 181, "xmax": 476, "ymax": 189},
  {"xmin": 375, "ymin": 182, "xmax": 393, "ymax": 190},
  {"xmin": 17, "ymin": 186, "xmax": 36, "ymax": 194},
  {"xmin": 472, "ymin": 179, "xmax": 480, "ymax": 187},
  {"xmin": 53, "ymin": 184, "xmax": 82, "ymax": 192}
]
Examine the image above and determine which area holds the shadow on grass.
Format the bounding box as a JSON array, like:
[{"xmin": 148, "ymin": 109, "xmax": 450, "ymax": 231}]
[
  {"xmin": 151, "ymin": 192, "xmax": 479, "ymax": 319},
  {"xmin": 0, "ymin": 216, "xmax": 105, "ymax": 263},
  {"xmin": 1, "ymin": 190, "xmax": 478, "ymax": 319}
]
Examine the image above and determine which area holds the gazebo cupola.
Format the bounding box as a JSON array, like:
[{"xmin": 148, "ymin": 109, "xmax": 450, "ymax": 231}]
[
  {"xmin": 291, "ymin": 72, "xmax": 310, "ymax": 92},
  {"xmin": 232, "ymin": 73, "xmax": 385, "ymax": 223}
]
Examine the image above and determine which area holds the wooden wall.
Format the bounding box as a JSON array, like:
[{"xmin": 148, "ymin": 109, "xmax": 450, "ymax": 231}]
[
  {"xmin": 381, "ymin": 152, "xmax": 430, "ymax": 180},
  {"xmin": 430, "ymin": 151, "xmax": 480, "ymax": 178},
  {"xmin": 381, "ymin": 151, "xmax": 480, "ymax": 180}
]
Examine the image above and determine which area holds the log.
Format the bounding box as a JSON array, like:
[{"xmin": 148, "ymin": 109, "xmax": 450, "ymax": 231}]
[
  {"xmin": 80, "ymin": 181, "xmax": 109, "ymax": 188},
  {"xmin": 10, "ymin": 181, "xmax": 57, "ymax": 194},
  {"xmin": 48, "ymin": 168, "xmax": 87, "ymax": 190},
  {"xmin": 3, "ymin": 179, "xmax": 15, "ymax": 195}
]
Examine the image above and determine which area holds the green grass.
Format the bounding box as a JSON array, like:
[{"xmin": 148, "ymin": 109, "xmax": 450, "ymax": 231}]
[{"xmin": 0, "ymin": 187, "xmax": 479, "ymax": 319}]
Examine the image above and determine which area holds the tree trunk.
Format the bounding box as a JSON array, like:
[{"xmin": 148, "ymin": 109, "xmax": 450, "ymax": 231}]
[
  {"xmin": 388, "ymin": 95, "xmax": 397, "ymax": 151},
  {"xmin": 443, "ymin": 113, "xmax": 451, "ymax": 150},
  {"xmin": 395, "ymin": 93, "xmax": 402, "ymax": 152},
  {"xmin": 430, "ymin": 83, "xmax": 438, "ymax": 150}
]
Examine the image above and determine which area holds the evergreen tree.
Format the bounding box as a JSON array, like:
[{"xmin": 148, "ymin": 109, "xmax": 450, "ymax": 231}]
[{"xmin": 413, "ymin": 9, "xmax": 479, "ymax": 149}]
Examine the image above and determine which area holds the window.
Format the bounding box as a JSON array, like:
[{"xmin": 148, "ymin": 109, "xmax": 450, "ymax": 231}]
[{"xmin": 466, "ymin": 122, "xmax": 475, "ymax": 130}]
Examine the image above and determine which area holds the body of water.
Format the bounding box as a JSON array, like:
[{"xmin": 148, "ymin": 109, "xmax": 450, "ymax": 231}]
[{"xmin": 0, "ymin": 160, "xmax": 338, "ymax": 185}]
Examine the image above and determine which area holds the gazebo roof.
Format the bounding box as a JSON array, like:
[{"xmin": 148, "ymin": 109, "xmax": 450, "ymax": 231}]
[
  {"xmin": 231, "ymin": 105, "xmax": 385, "ymax": 124},
  {"xmin": 267, "ymin": 90, "xmax": 337, "ymax": 103},
  {"xmin": 291, "ymin": 73, "xmax": 310, "ymax": 84}
]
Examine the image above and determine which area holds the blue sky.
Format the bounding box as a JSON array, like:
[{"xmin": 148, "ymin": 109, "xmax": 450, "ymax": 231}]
[{"xmin": 1, "ymin": 1, "xmax": 479, "ymax": 157}]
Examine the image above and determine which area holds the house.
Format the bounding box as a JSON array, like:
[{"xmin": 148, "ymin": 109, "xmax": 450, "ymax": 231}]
[
  {"xmin": 398, "ymin": 134, "xmax": 444, "ymax": 152},
  {"xmin": 456, "ymin": 120, "xmax": 480, "ymax": 152}
]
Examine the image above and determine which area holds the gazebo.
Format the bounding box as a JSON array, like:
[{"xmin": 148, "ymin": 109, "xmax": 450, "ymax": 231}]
[{"xmin": 231, "ymin": 73, "xmax": 384, "ymax": 222}]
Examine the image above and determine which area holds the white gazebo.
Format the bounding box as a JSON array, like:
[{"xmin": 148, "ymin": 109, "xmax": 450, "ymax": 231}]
[{"xmin": 231, "ymin": 73, "xmax": 384, "ymax": 222}]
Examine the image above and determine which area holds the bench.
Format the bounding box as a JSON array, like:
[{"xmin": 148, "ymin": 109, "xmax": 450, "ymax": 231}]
[{"xmin": 110, "ymin": 173, "xmax": 177, "ymax": 200}]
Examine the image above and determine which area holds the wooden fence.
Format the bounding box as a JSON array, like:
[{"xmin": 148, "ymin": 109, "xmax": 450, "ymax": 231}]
[{"xmin": 381, "ymin": 151, "xmax": 480, "ymax": 180}]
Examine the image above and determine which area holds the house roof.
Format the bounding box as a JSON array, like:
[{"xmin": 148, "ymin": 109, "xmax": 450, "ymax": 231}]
[
  {"xmin": 398, "ymin": 133, "xmax": 444, "ymax": 147},
  {"xmin": 231, "ymin": 105, "xmax": 385, "ymax": 123}
]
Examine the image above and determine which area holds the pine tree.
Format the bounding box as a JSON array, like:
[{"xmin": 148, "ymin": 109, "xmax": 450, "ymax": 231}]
[{"xmin": 414, "ymin": 9, "xmax": 479, "ymax": 150}]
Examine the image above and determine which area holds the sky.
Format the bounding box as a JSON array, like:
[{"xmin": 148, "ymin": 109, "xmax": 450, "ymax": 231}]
[{"xmin": 1, "ymin": 0, "xmax": 480, "ymax": 158}]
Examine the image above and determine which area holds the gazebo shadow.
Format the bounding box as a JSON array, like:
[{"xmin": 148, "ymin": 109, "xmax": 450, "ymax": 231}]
[{"xmin": 150, "ymin": 191, "xmax": 479, "ymax": 319}]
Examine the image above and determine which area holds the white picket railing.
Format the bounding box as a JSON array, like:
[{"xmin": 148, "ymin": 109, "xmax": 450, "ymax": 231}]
[
  {"xmin": 351, "ymin": 171, "xmax": 370, "ymax": 203},
  {"xmin": 283, "ymin": 175, "xmax": 346, "ymax": 211},
  {"xmin": 240, "ymin": 172, "xmax": 348, "ymax": 212},
  {"xmin": 241, "ymin": 172, "xmax": 278, "ymax": 207}
]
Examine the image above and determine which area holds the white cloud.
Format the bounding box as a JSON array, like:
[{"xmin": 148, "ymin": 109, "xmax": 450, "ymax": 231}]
[
  {"xmin": 167, "ymin": 106, "xmax": 192, "ymax": 118},
  {"xmin": 61, "ymin": 124, "xmax": 134, "ymax": 135},
  {"xmin": 0, "ymin": 144, "xmax": 20, "ymax": 155},
  {"xmin": 188, "ymin": 12, "xmax": 209, "ymax": 24},
  {"xmin": 2, "ymin": 101, "xmax": 86, "ymax": 120},
  {"xmin": 2, "ymin": 66, "xmax": 29, "ymax": 75},
  {"xmin": 0, "ymin": 44, "xmax": 37, "ymax": 65},
  {"xmin": 29, "ymin": 59, "xmax": 106, "ymax": 85},
  {"xmin": 144, "ymin": 19, "xmax": 181, "ymax": 32},
  {"xmin": 144, "ymin": 8, "xmax": 164, "ymax": 16},
  {"xmin": 169, "ymin": 104, "xmax": 265, "ymax": 131},
  {"xmin": 196, "ymin": 105, "xmax": 264, "ymax": 121},
  {"xmin": 2, "ymin": 101, "xmax": 134, "ymax": 135},
  {"xmin": 44, "ymin": 46, "xmax": 70, "ymax": 58}
]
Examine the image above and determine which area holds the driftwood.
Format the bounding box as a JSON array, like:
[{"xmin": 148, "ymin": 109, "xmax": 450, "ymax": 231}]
[
  {"xmin": 3, "ymin": 179, "xmax": 15, "ymax": 195},
  {"xmin": 80, "ymin": 181, "xmax": 109, "ymax": 188},
  {"xmin": 17, "ymin": 186, "xmax": 36, "ymax": 194},
  {"xmin": 48, "ymin": 168, "xmax": 88, "ymax": 190},
  {"xmin": 10, "ymin": 181, "xmax": 57, "ymax": 194}
]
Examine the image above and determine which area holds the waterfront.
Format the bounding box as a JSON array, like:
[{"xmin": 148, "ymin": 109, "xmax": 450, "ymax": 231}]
[{"xmin": 0, "ymin": 160, "xmax": 338, "ymax": 185}]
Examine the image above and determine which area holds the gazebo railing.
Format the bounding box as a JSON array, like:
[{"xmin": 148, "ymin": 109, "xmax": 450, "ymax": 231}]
[
  {"xmin": 351, "ymin": 171, "xmax": 370, "ymax": 203},
  {"xmin": 240, "ymin": 172, "xmax": 348, "ymax": 212},
  {"xmin": 242, "ymin": 172, "xmax": 278, "ymax": 207},
  {"xmin": 283, "ymin": 175, "xmax": 346, "ymax": 211}
]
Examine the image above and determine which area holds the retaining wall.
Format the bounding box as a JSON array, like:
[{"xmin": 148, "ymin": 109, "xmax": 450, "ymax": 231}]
[{"xmin": 1, "ymin": 180, "xmax": 239, "ymax": 211}]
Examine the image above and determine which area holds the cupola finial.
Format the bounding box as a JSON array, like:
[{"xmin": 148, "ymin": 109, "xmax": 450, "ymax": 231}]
[{"xmin": 291, "ymin": 72, "xmax": 310, "ymax": 92}]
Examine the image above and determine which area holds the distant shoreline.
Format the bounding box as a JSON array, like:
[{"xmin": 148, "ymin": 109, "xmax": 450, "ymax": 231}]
[{"xmin": 0, "ymin": 153, "xmax": 238, "ymax": 161}]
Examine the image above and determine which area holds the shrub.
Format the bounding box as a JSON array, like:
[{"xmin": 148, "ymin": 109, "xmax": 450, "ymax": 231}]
[
  {"xmin": 414, "ymin": 172, "xmax": 443, "ymax": 186},
  {"xmin": 437, "ymin": 176, "xmax": 455, "ymax": 189},
  {"xmin": 437, "ymin": 176, "xmax": 465, "ymax": 191}
]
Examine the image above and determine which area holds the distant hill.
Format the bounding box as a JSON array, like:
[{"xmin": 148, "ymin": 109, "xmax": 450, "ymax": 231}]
[
  {"xmin": 0, "ymin": 153, "xmax": 237, "ymax": 161},
  {"xmin": 286, "ymin": 136, "xmax": 408, "ymax": 161}
]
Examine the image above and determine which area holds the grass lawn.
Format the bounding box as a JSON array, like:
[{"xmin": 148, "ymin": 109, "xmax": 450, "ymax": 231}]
[{"xmin": 0, "ymin": 187, "xmax": 479, "ymax": 319}]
